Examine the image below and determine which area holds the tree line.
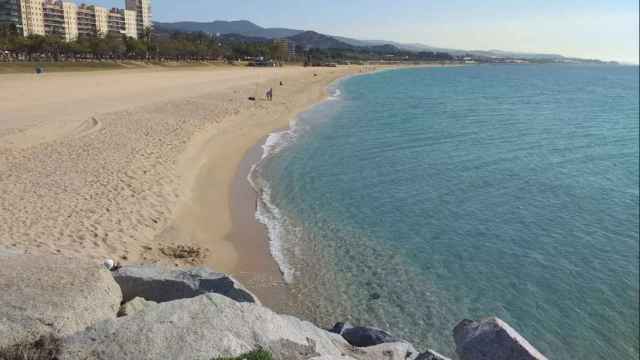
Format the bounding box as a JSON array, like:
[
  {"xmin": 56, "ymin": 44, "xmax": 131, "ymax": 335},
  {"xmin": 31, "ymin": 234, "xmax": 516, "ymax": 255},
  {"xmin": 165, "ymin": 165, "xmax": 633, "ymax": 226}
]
[
  {"xmin": 304, "ymin": 47, "xmax": 455, "ymax": 63},
  {"xmin": 1, "ymin": 23, "xmax": 456, "ymax": 64},
  {"xmin": 0, "ymin": 25, "xmax": 228, "ymax": 62}
]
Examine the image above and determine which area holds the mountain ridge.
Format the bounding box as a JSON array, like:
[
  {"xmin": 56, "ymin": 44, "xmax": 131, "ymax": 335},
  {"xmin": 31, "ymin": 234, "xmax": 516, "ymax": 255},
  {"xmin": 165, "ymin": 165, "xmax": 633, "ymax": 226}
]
[{"xmin": 153, "ymin": 19, "xmax": 581, "ymax": 61}]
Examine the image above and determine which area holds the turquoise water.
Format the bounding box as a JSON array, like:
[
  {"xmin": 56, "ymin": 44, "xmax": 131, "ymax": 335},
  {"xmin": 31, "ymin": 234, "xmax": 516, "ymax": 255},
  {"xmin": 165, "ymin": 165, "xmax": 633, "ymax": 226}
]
[{"xmin": 250, "ymin": 65, "xmax": 639, "ymax": 359}]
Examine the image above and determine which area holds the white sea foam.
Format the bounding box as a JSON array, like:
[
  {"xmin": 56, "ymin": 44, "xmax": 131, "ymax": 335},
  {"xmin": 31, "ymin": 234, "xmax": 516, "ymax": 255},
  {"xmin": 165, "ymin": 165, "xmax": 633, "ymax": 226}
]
[
  {"xmin": 253, "ymin": 180, "xmax": 296, "ymax": 283},
  {"xmin": 246, "ymin": 79, "xmax": 345, "ymax": 284},
  {"xmin": 328, "ymin": 88, "xmax": 342, "ymax": 100},
  {"xmin": 247, "ymin": 120, "xmax": 303, "ymax": 284}
]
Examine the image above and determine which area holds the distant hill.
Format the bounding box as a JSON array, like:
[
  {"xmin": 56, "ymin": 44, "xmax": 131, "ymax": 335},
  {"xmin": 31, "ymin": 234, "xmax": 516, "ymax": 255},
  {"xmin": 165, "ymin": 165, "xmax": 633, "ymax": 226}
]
[
  {"xmin": 288, "ymin": 31, "xmax": 354, "ymax": 50},
  {"xmin": 154, "ymin": 19, "xmax": 459, "ymax": 53},
  {"xmin": 154, "ymin": 20, "xmax": 304, "ymax": 38},
  {"xmin": 368, "ymin": 44, "xmax": 403, "ymax": 54},
  {"xmin": 153, "ymin": 20, "xmax": 417, "ymax": 51},
  {"xmin": 153, "ymin": 19, "xmax": 600, "ymax": 62},
  {"xmin": 242, "ymin": 28, "xmax": 303, "ymax": 39},
  {"xmin": 473, "ymin": 49, "xmax": 565, "ymax": 60},
  {"xmin": 217, "ymin": 33, "xmax": 271, "ymax": 44},
  {"xmin": 332, "ymin": 36, "xmax": 442, "ymax": 52}
]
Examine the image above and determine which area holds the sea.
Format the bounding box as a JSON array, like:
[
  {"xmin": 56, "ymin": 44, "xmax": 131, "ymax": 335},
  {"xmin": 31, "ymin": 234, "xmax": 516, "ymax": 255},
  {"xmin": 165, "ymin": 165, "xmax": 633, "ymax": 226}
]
[{"xmin": 248, "ymin": 64, "xmax": 640, "ymax": 359}]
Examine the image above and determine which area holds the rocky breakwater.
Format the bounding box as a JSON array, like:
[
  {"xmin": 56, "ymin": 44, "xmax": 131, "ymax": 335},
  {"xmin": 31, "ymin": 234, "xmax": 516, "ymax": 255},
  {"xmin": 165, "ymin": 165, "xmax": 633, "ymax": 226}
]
[{"xmin": 0, "ymin": 251, "xmax": 549, "ymax": 360}]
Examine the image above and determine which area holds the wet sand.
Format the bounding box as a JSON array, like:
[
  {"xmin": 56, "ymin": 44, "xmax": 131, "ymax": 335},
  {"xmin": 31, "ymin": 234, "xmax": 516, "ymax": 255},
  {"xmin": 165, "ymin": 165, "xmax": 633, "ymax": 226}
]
[{"xmin": 227, "ymin": 139, "xmax": 290, "ymax": 310}]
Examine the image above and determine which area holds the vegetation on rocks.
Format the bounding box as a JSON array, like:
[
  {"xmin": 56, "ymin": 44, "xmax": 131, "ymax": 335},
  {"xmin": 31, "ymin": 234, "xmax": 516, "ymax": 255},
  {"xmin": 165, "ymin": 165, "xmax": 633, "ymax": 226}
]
[
  {"xmin": 0, "ymin": 335, "xmax": 61, "ymax": 360},
  {"xmin": 213, "ymin": 349, "xmax": 273, "ymax": 360}
]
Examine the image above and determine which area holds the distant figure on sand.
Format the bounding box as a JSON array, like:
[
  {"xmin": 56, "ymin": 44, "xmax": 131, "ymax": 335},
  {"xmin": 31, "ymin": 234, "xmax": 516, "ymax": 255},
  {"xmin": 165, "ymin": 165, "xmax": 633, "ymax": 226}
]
[{"xmin": 266, "ymin": 88, "xmax": 273, "ymax": 101}]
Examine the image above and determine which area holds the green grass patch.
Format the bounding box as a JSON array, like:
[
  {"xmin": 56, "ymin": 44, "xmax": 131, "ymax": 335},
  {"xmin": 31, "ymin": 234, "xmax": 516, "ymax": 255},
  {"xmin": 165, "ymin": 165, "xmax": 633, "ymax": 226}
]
[{"xmin": 213, "ymin": 349, "xmax": 273, "ymax": 360}]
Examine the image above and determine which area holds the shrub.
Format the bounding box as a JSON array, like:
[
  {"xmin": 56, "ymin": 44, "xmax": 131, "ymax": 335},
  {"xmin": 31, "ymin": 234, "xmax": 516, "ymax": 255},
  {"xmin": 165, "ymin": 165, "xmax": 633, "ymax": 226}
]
[
  {"xmin": 213, "ymin": 349, "xmax": 273, "ymax": 360},
  {"xmin": 0, "ymin": 335, "xmax": 61, "ymax": 360}
]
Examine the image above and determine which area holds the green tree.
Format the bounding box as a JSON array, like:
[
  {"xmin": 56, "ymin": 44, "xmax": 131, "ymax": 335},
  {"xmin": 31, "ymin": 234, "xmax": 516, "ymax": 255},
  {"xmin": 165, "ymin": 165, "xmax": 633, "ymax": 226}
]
[
  {"xmin": 124, "ymin": 36, "xmax": 146, "ymax": 59},
  {"xmin": 142, "ymin": 26, "xmax": 153, "ymax": 60},
  {"xmin": 104, "ymin": 33, "xmax": 126, "ymax": 59}
]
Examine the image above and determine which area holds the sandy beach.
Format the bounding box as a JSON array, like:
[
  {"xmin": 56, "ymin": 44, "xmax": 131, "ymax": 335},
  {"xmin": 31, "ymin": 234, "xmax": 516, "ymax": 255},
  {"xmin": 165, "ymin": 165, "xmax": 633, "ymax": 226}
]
[{"xmin": 0, "ymin": 65, "xmax": 363, "ymax": 287}]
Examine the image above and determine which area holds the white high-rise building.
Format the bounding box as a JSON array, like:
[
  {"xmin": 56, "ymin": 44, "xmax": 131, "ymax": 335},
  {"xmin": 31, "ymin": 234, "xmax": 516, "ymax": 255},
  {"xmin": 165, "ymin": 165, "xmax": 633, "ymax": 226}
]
[
  {"xmin": 93, "ymin": 5, "xmax": 108, "ymax": 37},
  {"xmin": 107, "ymin": 7, "xmax": 137, "ymax": 39},
  {"xmin": 3, "ymin": 0, "xmax": 149, "ymax": 41},
  {"xmin": 42, "ymin": 0, "xmax": 78, "ymax": 41},
  {"xmin": 62, "ymin": 1, "xmax": 78, "ymax": 41},
  {"xmin": 20, "ymin": 0, "xmax": 45, "ymax": 36},
  {"xmin": 123, "ymin": 9, "xmax": 136, "ymax": 38},
  {"xmin": 125, "ymin": 0, "xmax": 151, "ymax": 38}
]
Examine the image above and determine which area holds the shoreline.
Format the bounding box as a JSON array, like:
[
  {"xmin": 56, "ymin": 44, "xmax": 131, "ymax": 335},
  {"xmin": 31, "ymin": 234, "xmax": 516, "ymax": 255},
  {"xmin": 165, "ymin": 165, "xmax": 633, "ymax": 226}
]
[
  {"xmin": 223, "ymin": 65, "xmax": 439, "ymax": 307},
  {"xmin": 160, "ymin": 65, "xmax": 369, "ymax": 299},
  {"xmin": 0, "ymin": 64, "xmax": 426, "ymax": 305},
  {"xmin": 227, "ymin": 136, "xmax": 290, "ymax": 309}
]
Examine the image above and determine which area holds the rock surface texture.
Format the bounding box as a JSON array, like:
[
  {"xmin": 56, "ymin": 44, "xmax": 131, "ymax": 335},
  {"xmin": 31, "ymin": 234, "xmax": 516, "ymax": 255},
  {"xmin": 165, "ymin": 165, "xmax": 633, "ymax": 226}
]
[
  {"xmin": 112, "ymin": 265, "xmax": 259, "ymax": 304},
  {"xmin": 416, "ymin": 349, "xmax": 453, "ymax": 360},
  {"xmin": 117, "ymin": 297, "xmax": 157, "ymax": 317},
  {"xmin": 0, "ymin": 253, "xmax": 549, "ymax": 360},
  {"xmin": 60, "ymin": 293, "xmax": 419, "ymax": 360},
  {"xmin": 340, "ymin": 326, "xmax": 400, "ymax": 348},
  {"xmin": 453, "ymin": 317, "xmax": 548, "ymax": 360},
  {"xmin": 0, "ymin": 252, "xmax": 122, "ymax": 350}
]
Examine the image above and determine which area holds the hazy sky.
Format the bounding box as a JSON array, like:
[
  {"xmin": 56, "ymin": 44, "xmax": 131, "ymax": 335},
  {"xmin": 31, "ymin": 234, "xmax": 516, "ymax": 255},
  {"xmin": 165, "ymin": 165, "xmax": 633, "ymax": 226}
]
[{"xmin": 90, "ymin": 0, "xmax": 639, "ymax": 64}]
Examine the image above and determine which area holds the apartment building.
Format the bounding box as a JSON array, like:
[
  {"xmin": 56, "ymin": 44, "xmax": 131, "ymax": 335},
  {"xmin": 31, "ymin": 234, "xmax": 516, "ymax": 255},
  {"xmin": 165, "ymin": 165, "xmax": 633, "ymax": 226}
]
[
  {"xmin": 62, "ymin": 1, "xmax": 77, "ymax": 41},
  {"xmin": 108, "ymin": 7, "xmax": 136, "ymax": 39},
  {"xmin": 76, "ymin": 3, "xmax": 107, "ymax": 38},
  {"xmin": 107, "ymin": 7, "xmax": 123, "ymax": 35},
  {"xmin": 76, "ymin": 4, "xmax": 95, "ymax": 37},
  {"xmin": 93, "ymin": 5, "xmax": 107, "ymax": 37},
  {"xmin": 273, "ymin": 39, "xmax": 296, "ymax": 60},
  {"xmin": 1, "ymin": 0, "xmax": 148, "ymax": 41},
  {"xmin": 0, "ymin": 0, "xmax": 22, "ymax": 33},
  {"xmin": 125, "ymin": 0, "xmax": 150, "ymax": 38},
  {"xmin": 123, "ymin": 8, "xmax": 135, "ymax": 38},
  {"xmin": 42, "ymin": 0, "xmax": 64, "ymax": 37},
  {"xmin": 20, "ymin": 0, "xmax": 44, "ymax": 35}
]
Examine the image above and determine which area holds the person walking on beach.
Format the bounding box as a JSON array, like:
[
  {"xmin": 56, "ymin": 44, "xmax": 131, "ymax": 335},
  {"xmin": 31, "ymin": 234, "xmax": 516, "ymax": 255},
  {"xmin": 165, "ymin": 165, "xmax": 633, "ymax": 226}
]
[{"xmin": 266, "ymin": 88, "xmax": 273, "ymax": 101}]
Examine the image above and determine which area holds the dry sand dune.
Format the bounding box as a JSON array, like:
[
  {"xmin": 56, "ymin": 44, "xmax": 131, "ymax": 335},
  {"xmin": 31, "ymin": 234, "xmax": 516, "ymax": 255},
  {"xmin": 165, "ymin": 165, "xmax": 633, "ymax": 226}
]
[{"xmin": 0, "ymin": 65, "xmax": 361, "ymax": 271}]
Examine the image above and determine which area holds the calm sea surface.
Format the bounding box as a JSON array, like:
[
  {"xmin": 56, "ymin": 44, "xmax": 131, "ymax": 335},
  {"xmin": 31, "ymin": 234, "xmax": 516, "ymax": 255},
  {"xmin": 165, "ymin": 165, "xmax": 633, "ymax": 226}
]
[{"xmin": 250, "ymin": 65, "xmax": 639, "ymax": 359}]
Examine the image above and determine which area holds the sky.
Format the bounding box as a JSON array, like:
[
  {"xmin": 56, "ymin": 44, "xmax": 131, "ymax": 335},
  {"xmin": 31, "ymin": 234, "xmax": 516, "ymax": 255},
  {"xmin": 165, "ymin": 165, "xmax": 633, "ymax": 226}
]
[{"xmin": 89, "ymin": 0, "xmax": 639, "ymax": 64}]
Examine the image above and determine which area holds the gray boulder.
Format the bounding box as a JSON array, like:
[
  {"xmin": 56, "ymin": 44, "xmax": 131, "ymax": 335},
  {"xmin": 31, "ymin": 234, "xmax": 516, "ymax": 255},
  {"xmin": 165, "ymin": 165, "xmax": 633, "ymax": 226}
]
[
  {"xmin": 117, "ymin": 297, "xmax": 157, "ymax": 317},
  {"xmin": 341, "ymin": 326, "xmax": 400, "ymax": 348},
  {"xmin": 112, "ymin": 265, "xmax": 259, "ymax": 304},
  {"xmin": 0, "ymin": 253, "xmax": 122, "ymax": 350},
  {"xmin": 61, "ymin": 293, "xmax": 420, "ymax": 360},
  {"xmin": 453, "ymin": 317, "xmax": 548, "ymax": 360},
  {"xmin": 416, "ymin": 349, "xmax": 452, "ymax": 360},
  {"xmin": 328, "ymin": 322, "xmax": 353, "ymax": 335}
]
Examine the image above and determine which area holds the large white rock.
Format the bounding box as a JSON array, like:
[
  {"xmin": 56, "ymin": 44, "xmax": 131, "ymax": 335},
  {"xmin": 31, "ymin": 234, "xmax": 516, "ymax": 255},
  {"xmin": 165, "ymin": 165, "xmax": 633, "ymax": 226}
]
[
  {"xmin": 0, "ymin": 252, "xmax": 122, "ymax": 350},
  {"xmin": 117, "ymin": 297, "xmax": 157, "ymax": 317},
  {"xmin": 112, "ymin": 265, "xmax": 260, "ymax": 304},
  {"xmin": 453, "ymin": 317, "xmax": 548, "ymax": 360},
  {"xmin": 60, "ymin": 293, "xmax": 420, "ymax": 360}
]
